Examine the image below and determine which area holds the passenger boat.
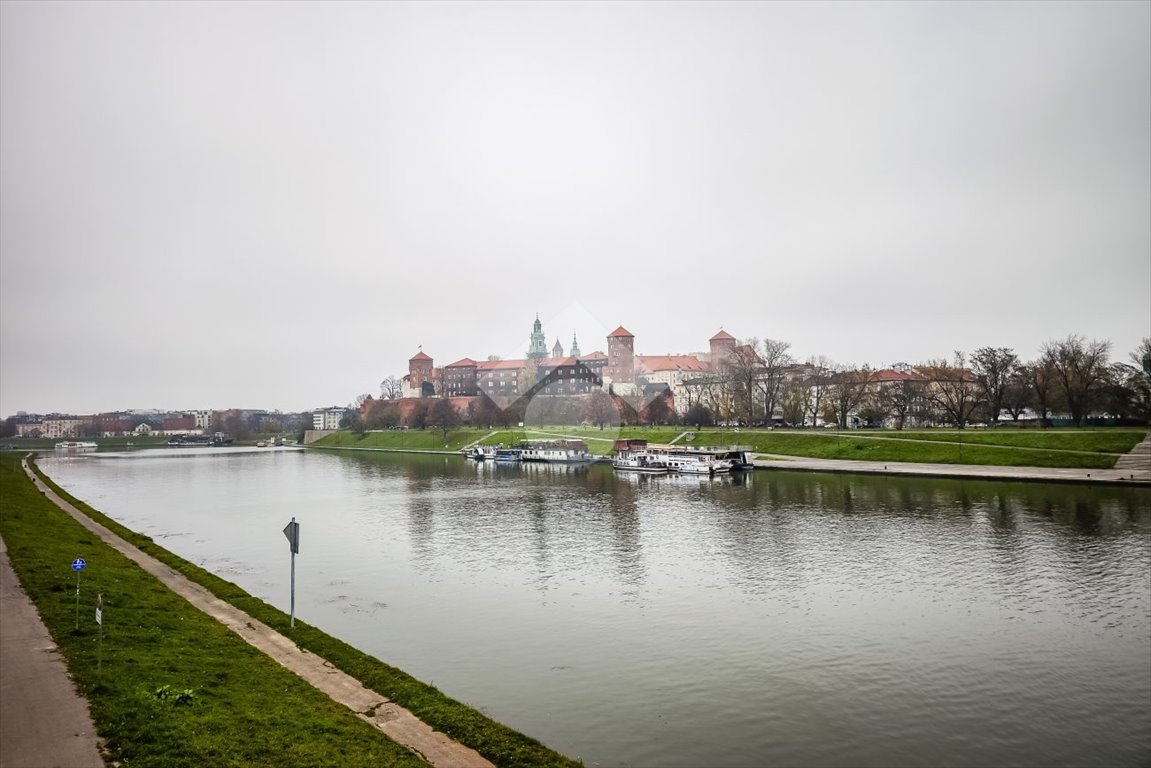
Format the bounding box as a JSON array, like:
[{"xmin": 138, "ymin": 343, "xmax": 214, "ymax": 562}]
[
  {"xmin": 612, "ymin": 439, "xmax": 745, "ymax": 476},
  {"xmin": 493, "ymin": 448, "xmax": 523, "ymax": 463},
  {"xmin": 465, "ymin": 446, "xmax": 498, "ymax": 461},
  {"xmin": 54, "ymin": 441, "xmax": 97, "ymax": 451},
  {"xmin": 612, "ymin": 452, "xmax": 670, "ymax": 474},
  {"xmin": 519, "ymin": 439, "xmax": 593, "ymax": 464}
]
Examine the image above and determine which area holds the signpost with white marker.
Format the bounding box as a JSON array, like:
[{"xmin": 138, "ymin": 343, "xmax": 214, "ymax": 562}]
[
  {"xmin": 96, "ymin": 593, "xmax": 104, "ymax": 675},
  {"xmin": 283, "ymin": 518, "xmax": 300, "ymax": 627},
  {"xmin": 72, "ymin": 558, "xmax": 85, "ymax": 629}
]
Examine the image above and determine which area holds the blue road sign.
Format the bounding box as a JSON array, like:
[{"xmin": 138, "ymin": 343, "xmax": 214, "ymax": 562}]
[{"xmin": 72, "ymin": 558, "xmax": 86, "ymax": 571}]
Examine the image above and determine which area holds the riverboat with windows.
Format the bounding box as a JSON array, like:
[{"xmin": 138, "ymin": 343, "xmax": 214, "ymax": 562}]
[
  {"xmin": 493, "ymin": 447, "xmax": 523, "ymax": 463},
  {"xmin": 519, "ymin": 439, "xmax": 593, "ymax": 464},
  {"xmin": 465, "ymin": 446, "xmax": 498, "ymax": 461},
  {"xmin": 612, "ymin": 440, "xmax": 670, "ymax": 474},
  {"xmin": 612, "ymin": 440, "xmax": 752, "ymax": 475},
  {"xmin": 54, "ymin": 441, "xmax": 98, "ymax": 451}
]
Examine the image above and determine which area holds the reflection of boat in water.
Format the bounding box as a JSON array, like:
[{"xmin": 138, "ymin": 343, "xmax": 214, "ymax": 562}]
[
  {"xmin": 55, "ymin": 441, "xmax": 97, "ymax": 451},
  {"xmin": 168, "ymin": 434, "xmax": 234, "ymax": 447}
]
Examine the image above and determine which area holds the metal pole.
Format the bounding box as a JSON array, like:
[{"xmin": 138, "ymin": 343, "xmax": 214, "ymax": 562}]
[
  {"xmin": 97, "ymin": 594, "xmax": 103, "ymax": 676},
  {"xmin": 290, "ymin": 549, "xmax": 296, "ymax": 627},
  {"xmin": 74, "ymin": 571, "xmax": 80, "ymax": 630}
]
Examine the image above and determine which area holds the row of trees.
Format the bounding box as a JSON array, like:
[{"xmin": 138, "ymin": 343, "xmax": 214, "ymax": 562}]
[
  {"xmin": 359, "ymin": 336, "xmax": 1149, "ymax": 431},
  {"xmin": 686, "ymin": 335, "xmax": 1150, "ymax": 429}
]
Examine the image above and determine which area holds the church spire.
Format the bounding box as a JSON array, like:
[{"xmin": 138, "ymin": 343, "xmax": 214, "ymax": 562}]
[
  {"xmin": 527, "ymin": 313, "xmax": 549, "ymax": 360},
  {"xmin": 570, "ymin": 332, "xmax": 581, "ymax": 357}
]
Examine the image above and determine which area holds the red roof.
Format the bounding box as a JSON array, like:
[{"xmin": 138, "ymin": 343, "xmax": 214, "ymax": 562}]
[
  {"xmin": 476, "ymin": 358, "xmax": 526, "ymax": 371},
  {"xmin": 578, "ymin": 351, "xmax": 607, "ymax": 360},
  {"xmin": 445, "ymin": 357, "xmax": 477, "ymax": 368},
  {"xmin": 409, "ymin": 351, "xmax": 433, "ymax": 362},
  {"xmin": 710, "ymin": 329, "xmax": 736, "ymax": 341},
  {"xmin": 635, "ymin": 355, "xmax": 709, "ymax": 373},
  {"xmin": 608, "ymin": 326, "xmax": 634, "ymax": 338}
]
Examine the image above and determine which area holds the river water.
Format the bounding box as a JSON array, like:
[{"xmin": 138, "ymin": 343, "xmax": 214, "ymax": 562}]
[{"xmin": 39, "ymin": 447, "xmax": 1151, "ymax": 768}]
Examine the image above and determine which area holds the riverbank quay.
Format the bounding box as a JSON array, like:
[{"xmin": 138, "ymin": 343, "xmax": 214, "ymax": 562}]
[
  {"xmin": 0, "ymin": 534, "xmax": 105, "ymax": 768},
  {"xmin": 752, "ymin": 454, "xmax": 1151, "ymax": 486},
  {"xmin": 2, "ymin": 455, "xmax": 579, "ymax": 768}
]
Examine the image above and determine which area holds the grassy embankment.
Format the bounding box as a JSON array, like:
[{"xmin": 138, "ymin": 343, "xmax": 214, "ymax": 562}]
[
  {"xmin": 0, "ymin": 453, "xmax": 580, "ymax": 768},
  {"xmin": 313, "ymin": 426, "xmax": 1146, "ymax": 468}
]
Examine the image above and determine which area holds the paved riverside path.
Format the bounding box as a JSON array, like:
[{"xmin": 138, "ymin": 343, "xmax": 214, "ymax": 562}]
[
  {"xmin": 0, "ymin": 535, "xmax": 105, "ymax": 768},
  {"xmin": 752, "ymin": 440, "xmax": 1151, "ymax": 486},
  {"xmin": 19, "ymin": 459, "xmax": 494, "ymax": 768}
]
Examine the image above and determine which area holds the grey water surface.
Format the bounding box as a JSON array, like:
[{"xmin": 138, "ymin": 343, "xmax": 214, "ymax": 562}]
[{"xmin": 39, "ymin": 448, "xmax": 1151, "ymax": 768}]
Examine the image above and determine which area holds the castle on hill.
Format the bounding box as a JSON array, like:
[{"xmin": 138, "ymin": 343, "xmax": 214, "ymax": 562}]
[{"xmin": 401, "ymin": 315, "xmax": 740, "ymax": 414}]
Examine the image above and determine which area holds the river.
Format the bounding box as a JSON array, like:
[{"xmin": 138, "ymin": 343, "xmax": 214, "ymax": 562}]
[{"xmin": 38, "ymin": 447, "xmax": 1151, "ymax": 768}]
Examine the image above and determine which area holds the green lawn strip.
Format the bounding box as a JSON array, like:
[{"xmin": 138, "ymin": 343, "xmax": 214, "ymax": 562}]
[
  {"xmin": 313, "ymin": 429, "xmax": 492, "ymax": 452},
  {"xmin": 21, "ymin": 455, "xmax": 581, "ymax": 768},
  {"xmin": 847, "ymin": 429, "xmax": 1146, "ymax": 454},
  {"xmin": 0, "ymin": 455, "xmax": 426, "ymax": 768},
  {"xmin": 683, "ymin": 431, "xmax": 1118, "ymax": 468}
]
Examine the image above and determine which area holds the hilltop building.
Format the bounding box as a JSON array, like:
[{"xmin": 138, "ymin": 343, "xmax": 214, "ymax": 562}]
[{"xmin": 397, "ymin": 315, "xmax": 742, "ymax": 415}]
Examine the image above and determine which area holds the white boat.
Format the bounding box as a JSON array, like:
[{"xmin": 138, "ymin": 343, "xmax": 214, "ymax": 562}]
[
  {"xmin": 519, "ymin": 439, "xmax": 593, "ymax": 464},
  {"xmin": 612, "ymin": 453, "xmax": 670, "ymax": 474},
  {"xmin": 613, "ymin": 439, "xmax": 736, "ymax": 476},
  {"xmin": 493, "ymin": 448, "xmax": 523, "ymax": 463},
  {"xmin": 54, "ymin": 441, "xmax": 97, "ymax": 451},
  {"xmin": 466, "ymin": 446, "xmax": 497, "ymax": 461}
]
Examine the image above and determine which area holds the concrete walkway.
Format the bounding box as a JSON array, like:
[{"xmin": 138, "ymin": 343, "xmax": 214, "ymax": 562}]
[
  {"xmin": 752, "ymin": 437, "xmax": 1151, "ymax": 487},
  {"xmin": 19, "ymin": 459, "xmax": 493, "ymax": 768},
  {"xmin": 0, "ymin": 535, "xmax": 104, "ymax": 768}
]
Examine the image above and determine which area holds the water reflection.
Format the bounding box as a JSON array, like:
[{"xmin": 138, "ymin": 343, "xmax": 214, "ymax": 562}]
[{"xmin": 35, "ymin": 450, "xmax": 1151, "ymax": 768}]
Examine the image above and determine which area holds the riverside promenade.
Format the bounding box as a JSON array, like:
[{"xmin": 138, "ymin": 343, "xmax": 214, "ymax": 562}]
[
  {"xmin": 753, "ymin": 432, "xmax": 1151, "ymax": 486},
  {"xmin": 12, "ymin": 458, "xmax": 493, "ymax": 768},
  {"xmin": 0, "ymin": 535, "xmax": 105, "ymax": 768}
]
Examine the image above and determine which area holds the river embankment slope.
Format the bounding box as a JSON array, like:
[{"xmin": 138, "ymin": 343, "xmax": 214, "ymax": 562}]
[{"xmin": 0, "ymin": 453, "xmax": 579, "ymax": 768}]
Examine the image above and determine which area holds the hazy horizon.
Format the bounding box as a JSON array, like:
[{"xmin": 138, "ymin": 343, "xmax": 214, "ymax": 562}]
[{"xmin": 3, "ymin": 1, "xmax": 1148, "ymax": 416}]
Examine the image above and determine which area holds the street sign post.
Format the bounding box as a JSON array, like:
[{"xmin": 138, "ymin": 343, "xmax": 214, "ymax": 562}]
[
  {"xmin": 96, "ymin": 593, "xmax": 104, "ymax": 675},
  {"xmin": 283, "ymin": 518, "xmax": 300, "ymax": 627},
  {"xmin": 72, "ymin": 558, "xmax": 86, "ymax": 629}
]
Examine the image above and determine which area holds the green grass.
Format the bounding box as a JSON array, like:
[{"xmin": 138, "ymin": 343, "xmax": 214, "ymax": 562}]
[
  {"xmin": 313, "ymin": 429, "xmax": 493, "ymax": 452},
  {"xmin": 0, "ymin": 453, "xmax": 427, "ymax": 768},
  {"xmin": 862, "ymin": 429, "xmax": 1146, "ymax": 454},
  {"xmin": 681, "ymin": 430, "xmax": 1128, "ymax": 469},
  {"xmin": 13, "ymin": 453, "xmax": 580, "ymax": 768},
  {"xmin": 311, "ymin": 425, "xmax": 1145, "ymax": 468}
]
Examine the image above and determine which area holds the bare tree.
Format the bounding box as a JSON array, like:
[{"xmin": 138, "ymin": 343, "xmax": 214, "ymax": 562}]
[
  {"xmin": 970, "ymin": 347, "xmax": 1019, "ymax": 424},
  {"xmin": 755, "ymin": 338, "xmax": 793, "ymax": 424},
  {"xmin": 1043, "ymin": 335, "xmax": 1112, "ymax": 427},
  {"xmin": 427, "ymin": 398, "xmax": 461, "ymax": 438},
  {"xmin": 879, "ymin": 377, "xmax": 927, "ymax": 430},
  {"xmin": 1131, "ymin": 337, "xmax": 1151, "ymax": 377},
  {"xmin": 723, "ymin": 339, "xmax": 763, "ymax": 425},
  {"xmin": 1001, "ymin": 367, "xmax": 1033, "ymax": 422},
  {"xmin": 920, "ymin": 353, "xmax": 983, "ymax": 428},
  {"xmin": 1025, "ymin": 355, "xmax": 1059, "ymax": 428},
  {"xmin": 806, "ymin": 356, "xmax": 834, "ymax": 427},
  {"xmin": 779, "ymin": 377, "xmax": 810, "ymax": 427},
  {"xmin": 827, "ymin": 366, "xmax": 877, "ymax": 428},
  {"xmin": 379, "ymin": 376, "xmax": 404, "ymax": 400},
  {"xmin": 583, "ymin": 390, "xmax": 619, "ymax": 430}
]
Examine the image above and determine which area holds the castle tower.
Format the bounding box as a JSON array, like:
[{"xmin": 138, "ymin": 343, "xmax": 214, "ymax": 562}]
[
  {"xmin": 709, "ymin": 329, "xmax": 737, "ymax": 365},
  {"xmin": 606, "ymin": 326, "xmax": 635, "ymax": 384},
  {"xmin": 552, "ymin": 338, "xmax": 564, "ymax": 359},
  {"xmin": 409, "ymin": 349, "xmax": 434, "ymax": 396},
  {"xmin": 526, "ymin": 314, "xmax": 549, "ymax": 360},
  {"xmin": 570, "ymin": 333, "xmax": 581, "ymax": 357}
]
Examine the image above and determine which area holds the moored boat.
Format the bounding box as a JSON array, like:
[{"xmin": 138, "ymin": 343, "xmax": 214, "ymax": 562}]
[
  {"xmin": 54, "ymin": 441, "xmax": 97, "ymax": 451},
  {"xmin": 519, "ymin": 439, "xmax": 593, "ymax": 464}
]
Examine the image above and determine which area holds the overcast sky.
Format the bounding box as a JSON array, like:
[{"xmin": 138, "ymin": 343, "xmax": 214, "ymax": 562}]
[{"xmin": 2, "ymin": 1, "xmax": 1148, "ymax": 415}]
